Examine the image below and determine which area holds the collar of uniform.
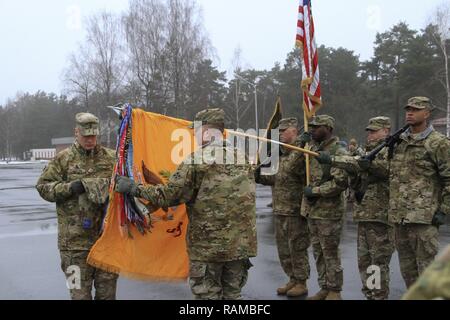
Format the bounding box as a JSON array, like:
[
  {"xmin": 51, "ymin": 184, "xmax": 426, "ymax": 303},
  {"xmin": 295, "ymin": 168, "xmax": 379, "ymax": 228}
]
[
  {"xmin": 293, "ymin": 135, "xmax": 303, "ymax": 147},
  {"xmin": 402, "ymin": 125, "xmax": 434, "ymax": 141},
  {"xmin": 317, "ymin": 136, "xmax": 339, "ymax": 151},
  {"xmin": 365, "ymin": 139, "xmax": 384, "ymax": 152},
  {"xmin": 73, "ymin": 141, "xmax": 100, "ymax": 157}
]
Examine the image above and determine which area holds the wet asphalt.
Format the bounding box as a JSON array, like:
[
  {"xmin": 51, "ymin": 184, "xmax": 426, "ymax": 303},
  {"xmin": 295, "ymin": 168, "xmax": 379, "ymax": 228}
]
[{"xmin": 0, "ymin": 163, "xmax": 449, "ymax": 300}]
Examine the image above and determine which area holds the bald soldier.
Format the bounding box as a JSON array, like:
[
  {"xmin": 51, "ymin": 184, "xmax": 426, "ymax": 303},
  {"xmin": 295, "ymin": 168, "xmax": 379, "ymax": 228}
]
[
  {"xmin": 115, "ymin": 108, "xmax": 257, "ymax": 300},
  {"xmin": 302, "ymin": 115, "xmax": 349, "ymax": 300},
  {"xmin": 36, "ymin": 113, "xmax": 118, "ymax": 300},
  {"xmin": 255, "ymin": 118, "xmax": 310, "ymax": 297},
  {"xmin": 316, "ymin": 117, "xmax": 395, "ymax": 300}
]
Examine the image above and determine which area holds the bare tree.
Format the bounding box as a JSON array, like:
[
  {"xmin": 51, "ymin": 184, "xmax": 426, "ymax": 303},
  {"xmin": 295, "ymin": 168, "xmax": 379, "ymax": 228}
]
[
  {"xmin": 86, "ymin": 11, "xmax": 126, "ymax": 107},
  {"xmin": 430, "ymin": 3, "xmax": 450, "ymax": 137},
  {"xmin": 62, "ymin": 44, "xmax": 93, "ymax": 111},
  {"xmin": 123, "ymin": 0, "xmax": 170, "ymax": 111},
  {"xmin": 166, "ymin": 0, "xmax": 211, "ymax": 118},
  {"xmin": 85, "ymin": 11, "xmax": 126, "ymax": 147}
]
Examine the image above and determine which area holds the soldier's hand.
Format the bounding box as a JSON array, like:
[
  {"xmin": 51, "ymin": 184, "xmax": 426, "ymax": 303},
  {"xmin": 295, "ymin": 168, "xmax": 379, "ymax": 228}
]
[
  {"xmin": 70, "ymin": 180, "xmax": 85, "ymax": 195},
  {"xmin": 299, "ymin": 132, "xmax": 312, "ymax": 145},
  {"xmin": 304, "ymin": 186, "xmax": 319, "ymax": 205},
  {"xmin": 115, "ymin": 176, "xmax": 138, "ymax": 196},
  {"xmin": 432, "ymin": 211, "xmax": 446, "ymax": 228},
  {"xmin": 315, "ymin": 151, "xmax": 332, "ymax": 165},
  {"xmin": 357, "ymin": 158, "xmax": 371, "ymax": 171},
  {"xmin": 304, "ymin": 186, "xmax": 319, "ymax": 199}
]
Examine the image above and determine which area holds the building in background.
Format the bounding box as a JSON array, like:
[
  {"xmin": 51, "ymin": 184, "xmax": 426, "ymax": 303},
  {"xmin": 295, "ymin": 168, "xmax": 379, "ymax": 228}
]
[
  {"xmin": 24, "ymin": 149, "xmax": 56, "ymax": 161},
  {"xmin": 51, "ymin": 137, "xmax": 74, "ymax": 154}
]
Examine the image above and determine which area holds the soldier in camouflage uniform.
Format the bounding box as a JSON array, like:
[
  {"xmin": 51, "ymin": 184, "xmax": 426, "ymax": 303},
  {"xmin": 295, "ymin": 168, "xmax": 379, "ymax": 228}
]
[
  {"xmin": 348, "ymin": 138, "xmax": 364, "ymax": 157},
  {"xmin": 255, "ymin": 118, "xmax": 310, "ymax": 297},
  {"xmin": 115, "ymin": 108, "xmax": 257, "ymax": 300},
  {"xmin": 388, "ymin": 97, "xmax": 450, "ymax": 288},
  {"xmin": 301, "ymin": 115, "xmax": 349, "ymax": 300},
  {"xmin": 403, "ymin": 244, "xmax": 450, "ymax": 300},
  {"xmin": 316, "ymin": 117, "xmax": 395, "ymax": 300},
  {"xmin": 36, "ymin": 113, "xmax": 118, "ymax": 300}
]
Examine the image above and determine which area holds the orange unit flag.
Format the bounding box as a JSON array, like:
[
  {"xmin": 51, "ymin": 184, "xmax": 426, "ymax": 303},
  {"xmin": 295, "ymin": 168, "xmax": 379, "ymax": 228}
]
[{"xmin": 87, "ymin": 108, "xmax": 196, "ymax": 280}]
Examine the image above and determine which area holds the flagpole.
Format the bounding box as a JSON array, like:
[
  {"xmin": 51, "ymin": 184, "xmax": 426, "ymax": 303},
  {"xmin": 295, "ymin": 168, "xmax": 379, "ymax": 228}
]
[
  {"xmin": 228, "ymin": 130, "xmax": 319, "ymax": 157},
  {"xmin": 303, "ymin": 108, "xmax": 311, "ymax": 186}
]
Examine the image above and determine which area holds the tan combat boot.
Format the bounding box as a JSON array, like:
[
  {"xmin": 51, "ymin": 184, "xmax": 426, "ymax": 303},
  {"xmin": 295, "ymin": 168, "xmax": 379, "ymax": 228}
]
[
  {"xmin": 325, "ymin": 291, "xmax": 342, "ymax": 300},
  {"xmin": 306, "ymin": 289, "xmax": 329, "ymax": 300},
  {"xmin": 276, "ymin": 281, "xmax": 296, "ymax": 295},
  {"xmin": 286, "ymin": 282, "xmax": 308, "ymax": 297}
]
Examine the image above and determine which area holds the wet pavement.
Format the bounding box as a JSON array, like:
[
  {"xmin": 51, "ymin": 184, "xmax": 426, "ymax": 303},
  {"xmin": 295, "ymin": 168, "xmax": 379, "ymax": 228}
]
[{"xmin": 0, "ymin": 163, "xmax": 449, "ymax": 300}]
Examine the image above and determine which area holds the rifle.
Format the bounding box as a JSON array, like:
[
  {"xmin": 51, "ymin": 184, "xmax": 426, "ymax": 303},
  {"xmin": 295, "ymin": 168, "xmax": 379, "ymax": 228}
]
[
  {"xmin": 354, "ymin": 124, "xmax": 409, "ymax": 204},
  {"xmin": 364, "ymin": 124, "xmax": 410, "ymax": 161}
]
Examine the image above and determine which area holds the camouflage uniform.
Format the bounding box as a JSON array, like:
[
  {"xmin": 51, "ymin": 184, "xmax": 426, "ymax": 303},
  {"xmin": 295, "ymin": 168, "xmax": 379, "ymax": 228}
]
[
  {"xmin": 36, "ymin": 113, "xmax": 118, "ymax": 300},
  {"xmin": 134, "ymin": 109, "xmax": 257, "ymax": 300},
  {"xmin": 255, "ymin": 118, "xmax": 310, "ymax": 288},
  {"xmin": 301, "ymin": 115, "xmax": 349, "ymax": 294},
  {"xmin": 375, "ymin": 97, "xmax": 450, "ymax": 288},
  {"xmin": 403, "ymin": 245, "xmax": 450, "ymax": 300},
  {"xmin": 332, "ymin": 117, "xmax": 395, "ymax": 300},
  {"xmin": 348, "ymin": 139, "xmax": 364, "ymax": 157}
]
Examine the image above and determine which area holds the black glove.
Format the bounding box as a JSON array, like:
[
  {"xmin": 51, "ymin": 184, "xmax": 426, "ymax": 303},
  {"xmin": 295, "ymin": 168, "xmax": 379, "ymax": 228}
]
[
  {"xmin": 115, "ymin": 176, "xmax": 139, "ymax": 196},
  {"xmin": 304, "ymin": 186, "xmax": 317, "ymax": 198},
  {"xmin": 316, "ymin": 151, "xmax": 332, "ymax": 165},
  {"xmin": 299, "ymin": 132, "xmax": 312, "ymax": 145},
  {"xmin": 304, "ymin": 186, "xmax": 319, "ymax": 205},
  {"xmin": 357, "ymin": 158, "xmax": 371, "ymax": 171},
  {"xmin": 70, "ymin": 180, "xmax": 85, "ymax": 195},
  {"xmin": 432, "ymin": 211, "xmax": 446, "ymax": 227}
]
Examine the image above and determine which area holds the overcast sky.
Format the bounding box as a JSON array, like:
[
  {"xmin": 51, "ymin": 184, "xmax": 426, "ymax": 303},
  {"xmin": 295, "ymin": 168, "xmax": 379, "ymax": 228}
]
[{"xmin": 0, "ymin": 0, "xmax": 446, "ymax": 105}]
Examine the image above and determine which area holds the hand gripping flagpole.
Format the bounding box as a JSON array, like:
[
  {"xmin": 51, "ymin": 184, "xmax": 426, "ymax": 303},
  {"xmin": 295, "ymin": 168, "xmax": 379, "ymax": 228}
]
[{"xmin": 303, "ymin": 109, "xmax": 311, "ymax": 186}]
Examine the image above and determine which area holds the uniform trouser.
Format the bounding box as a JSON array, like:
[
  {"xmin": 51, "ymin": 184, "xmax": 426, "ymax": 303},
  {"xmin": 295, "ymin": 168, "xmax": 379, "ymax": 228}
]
[
  {"xmin": 60, "ymin": 250, "xmax": 118, "ymax": 300},
  {"xmin": 308, "ymin": 218, "xmax": 343, "ymax": 292},
  {"xmin": 395, "ymin": 223, "xmax": 440, "ymax": 288},
  {"xmin": 189, "ymin": 259, "xmax": 253, "ymax": 300},
  {"xmin": 357, "ymin": 221, "xmax": 395, "ymax": 300},
  {"xmin": 274, "ymin": 214, "xmax": 310, "ymax": 283}
]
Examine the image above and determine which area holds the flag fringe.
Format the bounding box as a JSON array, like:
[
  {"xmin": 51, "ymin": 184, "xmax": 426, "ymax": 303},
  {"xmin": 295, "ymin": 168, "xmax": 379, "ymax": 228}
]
[{"xmin": 87, "ymin": 255, "xmax": 188, "ymax": 282}]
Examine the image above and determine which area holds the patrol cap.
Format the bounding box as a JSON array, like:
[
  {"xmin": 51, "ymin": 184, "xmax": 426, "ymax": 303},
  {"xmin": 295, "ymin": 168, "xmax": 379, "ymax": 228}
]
[
  {"xmin": 188, "ymin": 108, "xmax": 225, "ymax": 129},
  {"xmin": 309, "ymin": 115, "xmax": 335, "ymax": 129},
  {"xmin": 404, "ymin": 96, "xmax": 433, "ymax": 110},
  {"xmin": 76, "ymin": 113, "xmax": 100, "ymax": 136},
  {"xmin": 366, "ymin": 116, "xmax": 391, "ymax": 131},
  {"xmin": 279, "ymin": 118, "xmax": 299, "ymax": 130}
]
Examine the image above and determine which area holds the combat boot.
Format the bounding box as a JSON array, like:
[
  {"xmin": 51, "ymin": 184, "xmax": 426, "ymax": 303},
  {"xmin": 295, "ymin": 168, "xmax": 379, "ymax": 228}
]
[
  {"xmin": 286, "ymin": 282, "xmax": 308, "ymax": 297},
  {"xmin": 306, "ymin": 289, "xmax": 329, "ymax": 300},
  {"xmin": 276, "ymin": 281, "xmax": 296, "ymax": 295},
  {"xmin": 325, "ymin": 291, "xmax": 342, "ymax": 300}
]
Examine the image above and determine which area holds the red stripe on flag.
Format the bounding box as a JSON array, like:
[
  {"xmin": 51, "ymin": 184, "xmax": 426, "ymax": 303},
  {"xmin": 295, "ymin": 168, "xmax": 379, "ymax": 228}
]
[{"xmin": 296, "ymin": 0, "xmax": 322, "ymax": 116}]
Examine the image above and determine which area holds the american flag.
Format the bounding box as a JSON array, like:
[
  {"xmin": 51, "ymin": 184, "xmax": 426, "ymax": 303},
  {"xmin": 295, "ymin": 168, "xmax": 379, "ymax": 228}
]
[{"xmin": 296, "ymin": 0, "xmax": 322, "ymax": 118}]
